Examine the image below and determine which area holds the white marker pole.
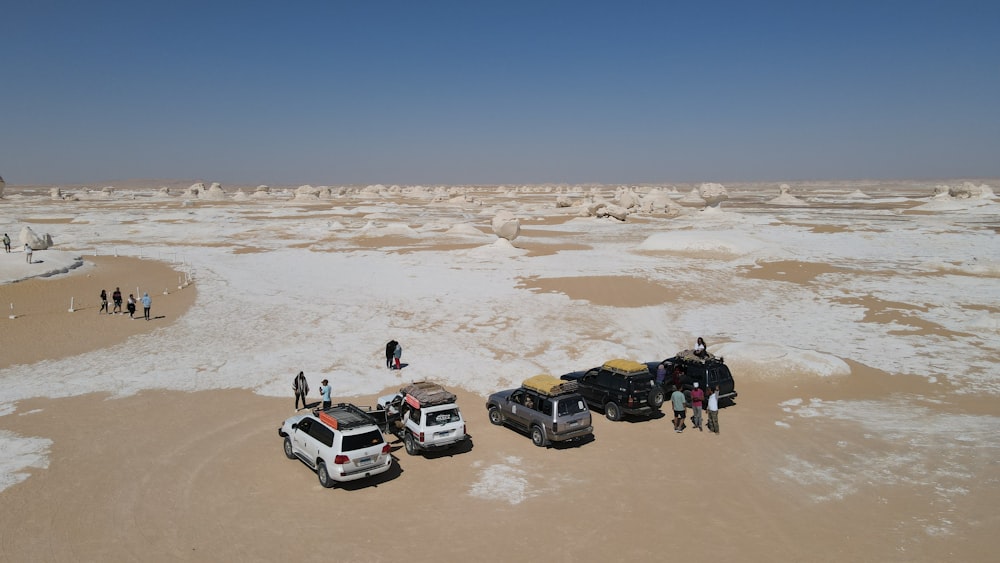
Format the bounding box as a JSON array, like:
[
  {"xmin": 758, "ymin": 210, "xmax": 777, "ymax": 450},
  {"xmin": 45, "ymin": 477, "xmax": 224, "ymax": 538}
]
[
  {"xmin": 178, "ymin": 275, "xmax": 183, "ymax": 289},
  {"xmin": 163, "ymin": 287, "xmax": 169, "ymax": 295},
  {"xmin": 114, "ymin": 247, "xmax": 118, "ymax": 257},
  {"xmin": 69, "ymin": 297, "xmax": 75, "ymax": 313},
  {"xmin": 8, "ymin": 303, "xmax": 14, "ymax": 320}
]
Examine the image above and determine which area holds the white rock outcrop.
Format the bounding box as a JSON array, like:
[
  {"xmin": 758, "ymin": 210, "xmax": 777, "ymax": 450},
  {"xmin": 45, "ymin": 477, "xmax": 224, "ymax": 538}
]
[
  {"xmin": 183, "ymin": 183, "xmax": 204, "ymax": 198},
  {"xmin": 617, "ymin": 187, "xmax": 640, "ymax": 210},
  {"xmin": 0, "ymin": 175, "xmax": 6, "ymax": 198},
  {"xmin": 698, "ymin": 183, "xmax": 729, "ymax": 208},
  {"xmin": 19, "ymin": 226, "xmax": 53, "ymax": 250},
  {"xmin": 555, "ymin": 195, "xmax": 574, "ymax": 208},
  {"xmin": 491, "ymin": 210, "xmax": 521, "ymax": 241},
  {"xmin": 596, "ymin": 203, "xmax": 629, "ymax": 221},
  {"xmin": 678, "ymin": 188, "xmax": 707, "ymax": 208},
  {"xmin": 202, "ymin": 182, "xmax": 227, "ymax": 200},
  {"xmin": 50, "ymin": 187, "xmax": 63, "ymax": 200},
  {"xmin": 768, "ymin": 184, "xmax": 808, "ymax": 206}
]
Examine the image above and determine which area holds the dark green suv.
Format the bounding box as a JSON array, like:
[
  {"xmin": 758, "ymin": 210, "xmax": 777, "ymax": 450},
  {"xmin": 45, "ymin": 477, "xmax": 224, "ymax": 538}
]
[{"xmin": 560, "ymin": 359, "xmax": 665, "ymax": 421}]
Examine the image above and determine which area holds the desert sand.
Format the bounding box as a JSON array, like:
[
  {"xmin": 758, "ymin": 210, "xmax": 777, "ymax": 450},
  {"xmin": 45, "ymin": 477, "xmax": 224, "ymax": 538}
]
[{"xmin": 1, "ymin": 180, "xmax": 998, "ymax": 562}]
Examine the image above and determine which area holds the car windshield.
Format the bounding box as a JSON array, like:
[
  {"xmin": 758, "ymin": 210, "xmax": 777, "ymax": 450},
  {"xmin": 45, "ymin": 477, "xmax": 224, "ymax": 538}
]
[
  {"xmin": 557, "ymin": 396, "xmax": 588, "ymax": 415},
  {"xmin": 426, "ymin": 408, "xmax": 461, "ymax": 426},
  {"xmin": 342, "ymin": 429, "xmax": 384, "ymax": 452}
]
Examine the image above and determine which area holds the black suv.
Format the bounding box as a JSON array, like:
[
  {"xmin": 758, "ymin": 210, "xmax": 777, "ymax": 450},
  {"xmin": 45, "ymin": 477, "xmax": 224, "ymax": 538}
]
[
  {"xmin": 561, "ymin": 359, "xmax": 665, "ymax": 421},
  {"xmin": 646, "ymin": 351, "xmax": 738, "ymax": 404}
]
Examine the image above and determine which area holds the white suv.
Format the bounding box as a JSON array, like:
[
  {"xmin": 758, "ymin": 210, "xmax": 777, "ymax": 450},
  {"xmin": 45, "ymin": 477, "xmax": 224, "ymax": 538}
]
[
  {"xmin": 377, "ymin": 382, "xmax": 468, "ymax": 456},
  {"xmin": 279, "ymin": 403, "xmax": 392, "ymax": 488}
]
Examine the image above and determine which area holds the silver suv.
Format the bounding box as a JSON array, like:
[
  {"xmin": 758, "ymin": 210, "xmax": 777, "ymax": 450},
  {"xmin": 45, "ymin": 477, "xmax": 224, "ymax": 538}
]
[
  {"xmin": 279, "ymin": 403, "xmax": 392, "ymax": 488},
  {"xmin": 486, "ymin": 375, "xmax": 593, "ymax": 447}
]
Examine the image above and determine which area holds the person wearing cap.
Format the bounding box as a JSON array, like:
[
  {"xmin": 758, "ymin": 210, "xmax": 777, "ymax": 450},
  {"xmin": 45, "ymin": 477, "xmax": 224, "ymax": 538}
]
[
  {"xmin": 319, "ymin": 379, "xmax": 332, "ymax": 410},
  {"xmin": 690, "ymin": 381, "xmax": 705, "ymax": 431}
]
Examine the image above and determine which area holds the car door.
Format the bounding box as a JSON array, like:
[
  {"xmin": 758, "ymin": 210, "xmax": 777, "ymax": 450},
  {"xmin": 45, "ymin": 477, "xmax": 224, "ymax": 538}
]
[
  {"xmin": 505, "ymin": 389, "xmax": 529, "ymax": 429},
  {"xmin": 292, "ymin": 418, "xmax": 318, "ymax": 466},
  {"xmin": 578, "ymin": 370, "xmax": 601, "ymax": 405}
]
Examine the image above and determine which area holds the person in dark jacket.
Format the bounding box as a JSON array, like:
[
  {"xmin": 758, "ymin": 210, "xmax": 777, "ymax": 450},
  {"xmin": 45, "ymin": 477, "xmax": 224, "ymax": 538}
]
[
  {"xmin": 385, "ymin": 340, "xmax": 398, "ymax": 369},
  {"xmin": 293, "ymin": 371, "xmax": 309, "ymax": 410}
]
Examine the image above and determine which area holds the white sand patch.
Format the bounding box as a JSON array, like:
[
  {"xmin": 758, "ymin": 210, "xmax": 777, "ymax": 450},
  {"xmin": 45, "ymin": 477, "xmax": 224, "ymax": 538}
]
[
  {"xmin": 0, "ymin": 431, "xmax": 52, "ymax": 492},
  {"xmin": 445, "ymin": 223, "xmax": 489, "ymax": 237},
  {"xmin": 714, "ymin": 342, "xmax": 850, "ymax": 379},
  {"xmin": 468, "ymin": 456, "xmax": 533, "ymax": 504},
  {"xmin": 637, "ymin": 231, "xmax": 767, "ymax": 257},
  {"xmin": 0, "ymin": 250, "xmax": 85, "ymax": 284},
  {"xmin": 774, "ymin": 421, "xmax": 791, "ymax": 428}
]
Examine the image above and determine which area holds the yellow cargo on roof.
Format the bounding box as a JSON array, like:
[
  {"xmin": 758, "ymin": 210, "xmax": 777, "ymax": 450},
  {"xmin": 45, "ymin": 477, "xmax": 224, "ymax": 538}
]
[
  {"xmin": 522, "ymin": 374, "xmax": 568, "ymax": 396},
  {"xmin": 602, "ymin": 359, "xmax": 648, "ymax": 374}
]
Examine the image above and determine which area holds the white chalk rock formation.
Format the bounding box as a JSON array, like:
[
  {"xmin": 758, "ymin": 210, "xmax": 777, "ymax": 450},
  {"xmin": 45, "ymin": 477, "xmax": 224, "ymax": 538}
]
[
  {"xmin": 252, "ymin": 185, "xmax": 271, "ymax": 199},
  {"xmin": 232, "ymin": 189, "xmax": 249, "ymax": 201},
  {"xmin": 555, "ymin": 195, "xmax": 574, "ymax": 208},
  {"xmin": 949, "ymin": 182, "xmax": 984, "ymax": 199},
  {"xmin": 20, "ymin": 226, "xmax": 53, "ymax": 250},
  {"xmin": 640, "ymin": 189, "xmax": 674, "ymax": 213},
  {"xmin": 183, "ymin": 183, "xmax": 204, "ymax": 198},
  {"xmin": 202, "ymin": 182, "xmax": 227, "ymax": 200},
  {"xmin": 698, "ymin": 183, "xmax": 729, "ymax": 208},
  {"xmin": 768, "ymin": 184, "xmax": 808, "ymax": 206},
  {"xmin": 597, "ymin": 203, "xmax": 629, "ymax": 221},
  {"xmin": 154, "ymin": 187, "xmax": 172, "ymax": 198},
  {"xmin": 294, "ymin": 185, "xmax": 321, "ymax": 200},
  {"xmin": 678, "ymin": 188, "xmax": 707, "ymax": 208},
  {"xmin": 847, "ymin": 189, "xmax": 870, "ymax": 199},
  {"xmin": 617, "ymin": 187, "xmax": 640, "ymax": 210},
  {"xmin": 50, "ymin": 187, "xmax": 63, "ymax": 200},
  {"xmin": 491, "ymin": 210, "xmax": 521, "ymax": 241},
  {"xmin": 0, "ymin": 175, "xmax": 5, "ymax": 198}
]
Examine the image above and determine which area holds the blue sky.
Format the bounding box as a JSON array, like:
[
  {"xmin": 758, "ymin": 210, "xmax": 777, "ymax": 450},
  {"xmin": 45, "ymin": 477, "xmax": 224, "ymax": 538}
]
[{"xmin": 3, "ymin": 0, "xmax": 998, "ymax": 185}]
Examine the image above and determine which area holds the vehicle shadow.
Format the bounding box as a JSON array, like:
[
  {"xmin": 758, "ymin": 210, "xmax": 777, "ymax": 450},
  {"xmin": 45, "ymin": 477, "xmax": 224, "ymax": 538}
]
[
  {"xmin": 419, "ymin": 436, "xmax": 475, "ymax": 459},
  {"xmin": 336, "ymin": 457, "xmax": 404, "ymax": 490},
  {"xmin": 621, "ymin": 410, "xmax": 667, "ymax": 424},
  {"xmin": 549, "ymin": 433, "xmax": 596, "ymax": 450}
]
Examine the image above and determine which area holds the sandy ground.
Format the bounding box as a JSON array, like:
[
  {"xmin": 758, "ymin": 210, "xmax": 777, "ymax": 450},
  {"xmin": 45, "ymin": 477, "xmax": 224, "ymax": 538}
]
[{"xmin": 0, "ymin": 252, "xmax": 997, "ymax": 562}]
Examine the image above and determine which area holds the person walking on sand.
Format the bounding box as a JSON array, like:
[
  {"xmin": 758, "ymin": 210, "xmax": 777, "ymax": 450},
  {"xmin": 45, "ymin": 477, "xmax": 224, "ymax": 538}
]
[
  {"xmin": 141, "ymin": 292, "xmax": 152, "ymax": 320},
  {"xmin": 99, "ymin": 289, "xmax": 109, "ymax": 314},
  {"xmin": 707, "ymin": 385, "xmax": 720, "ymax": 434},
  {"xmin": 393, "ymin": 341, "xmax": 403, "ymax": 370},
  {"xmin": 293, "ymin": 371, "xmax": 309, "ymax": 410},
  {"xmin": 319, "ymin": 379, "xmax": 332, "ymax": 410},
  {"xmin": 3, "ymin": 233, "xmax": 10, "ymax": 253},
  {"xmin": 690, "ymin": 382, "xmax": 705, "ymax": 431},
  {"xmin": 127, "ymin": 294, "xmax": 136, "ymax": 318},
  {"xmin": 671, "ymin": 386, "xmax": 687, "ymax": 433},
  {"xmin": 385, "ymin": 340, "xmax": 398, "ymax": 369},
  {"xmin": 24, "ymin": 244, "xmax": 33, "ymax": 264},
  {"xmin": 112, "ymin": 287, "xmax": 123, "ymax": 314}
]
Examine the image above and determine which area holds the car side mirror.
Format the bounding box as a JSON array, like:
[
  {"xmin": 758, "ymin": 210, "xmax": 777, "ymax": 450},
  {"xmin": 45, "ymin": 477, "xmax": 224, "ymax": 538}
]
[{"xmin": 291, "ymin": 423, "xmax": 298, "ymax": 430}]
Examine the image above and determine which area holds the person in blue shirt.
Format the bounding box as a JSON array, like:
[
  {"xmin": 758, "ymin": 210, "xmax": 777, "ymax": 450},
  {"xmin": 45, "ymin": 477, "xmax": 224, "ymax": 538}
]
[
  {"xmin": 141, "ymin": 292, "xmax": 152, "ymax": 320},
  {"xmin": 320, "ymin": 379, "xmax": 332, "ymax": 410}
]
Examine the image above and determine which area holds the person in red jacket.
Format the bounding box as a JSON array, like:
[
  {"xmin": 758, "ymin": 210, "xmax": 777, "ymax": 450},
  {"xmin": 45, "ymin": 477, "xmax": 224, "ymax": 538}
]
[{"xmin": 690, "ymin": 382, "xmax": 705, "ymax": 431}]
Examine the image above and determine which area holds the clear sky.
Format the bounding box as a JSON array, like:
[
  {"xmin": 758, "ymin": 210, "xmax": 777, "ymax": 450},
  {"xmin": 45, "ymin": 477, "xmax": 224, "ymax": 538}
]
[{"xmin": 3, "ymin": 0, "xmax": 999, "ymax": 186}]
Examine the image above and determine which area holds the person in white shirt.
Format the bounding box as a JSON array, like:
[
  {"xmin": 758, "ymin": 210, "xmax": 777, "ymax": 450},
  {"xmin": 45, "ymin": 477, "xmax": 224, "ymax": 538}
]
[
  {"xmin": 707, "ymin": 385, "xmax": 720, "ymax": 434},
  {"xmin": 694, "ymin": 337, "xmax": 708, "ymax": 358}
]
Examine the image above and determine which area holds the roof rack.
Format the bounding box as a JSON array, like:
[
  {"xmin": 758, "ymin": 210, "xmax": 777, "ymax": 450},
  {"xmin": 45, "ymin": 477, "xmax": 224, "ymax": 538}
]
[
  {"xmin": 315, "ymin": 403, "xmax": 376, "ymax": 431},
  {"xmin": 400, "ymin": 381, "xmax": 457, "ymax": 408},
  {"xmin": 522, "ymin": 374, "xmax": 579, "ymax": 396},
  {"xmin": 602, "ymin": 359, "xmax": 649, "ymax": 375}
]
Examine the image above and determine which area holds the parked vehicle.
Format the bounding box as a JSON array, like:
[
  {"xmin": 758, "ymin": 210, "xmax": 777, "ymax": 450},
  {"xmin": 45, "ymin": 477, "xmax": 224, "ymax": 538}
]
[
  {"xmin": 486, "ymin": 374, "xmax": 593, "ymax": 447},
  {"xmin": 646, "ymin": 350, "xmax": 738, "ymax": 403},
  {"xmin": 561, "ymin": 359, "xmax": 665, "ymax": 421},
  {"xmin": 278, "ymin": 403, "xmax": 392, "ymax": 488},
  {"xmin": 376, "ymin": 381, "xmax": 469, "ymax": 456}
]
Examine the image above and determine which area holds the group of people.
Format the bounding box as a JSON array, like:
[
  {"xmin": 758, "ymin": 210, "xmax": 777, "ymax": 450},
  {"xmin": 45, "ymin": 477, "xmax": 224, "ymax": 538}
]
[
  {"xmin": 98, "ymin": 287, "xmax": 152, "ymax": 320},
  {"xmin": 4, "ymin": 233, "xmax": 35, "ymax": 263},
  {"xmin": 669, "ymin": 382, "xmax": 721, "ymax": 435},
  {"xmin": 292, "ymin": 371, "xmax": 332, "ymax": 411},
  {"xmin": 385, "ymin": 340, "xmax": 403, "ymax": 370}
]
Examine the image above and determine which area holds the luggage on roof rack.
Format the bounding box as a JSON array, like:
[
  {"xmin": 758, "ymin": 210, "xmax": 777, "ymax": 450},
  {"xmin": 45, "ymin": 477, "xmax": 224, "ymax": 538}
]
[
  {"xmin": 399, "ymin": 381, "xmax": 457, "ymax": 408},
  {"xmin": 522, "ymin": 374, "xmax": 579, "ymax": 396},
  {"xmin": 602, "ymin": 359, "xmax": 649, "ymax": 375}
]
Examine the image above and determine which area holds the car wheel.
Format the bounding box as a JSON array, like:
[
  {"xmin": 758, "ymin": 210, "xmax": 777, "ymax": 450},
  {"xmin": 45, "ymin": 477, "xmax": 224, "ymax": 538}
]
[
  {"xmin": 488, "ymin": 406, "xmax": 503, "ymax": 425},
  {"xmin": 530, "ymin": 425, "xmax": 546, "ymax": 447},
  {"xmin": 283, "ymin": 437, "xmax": 295, "ymax": 459},
  {"xmin": 317, "ymin": 462, "xmax": 334, "ymax": 488},
  {"xmin": 403, "ymin": 432, "xmax": 418, "ymax": 456},
  {"xmin": 605, "ymin": 401, "xmax": 623, "ymax": 421},
  {"xmin": 648, "ymin": 388, "xmax": 665, "ymax": 409}
]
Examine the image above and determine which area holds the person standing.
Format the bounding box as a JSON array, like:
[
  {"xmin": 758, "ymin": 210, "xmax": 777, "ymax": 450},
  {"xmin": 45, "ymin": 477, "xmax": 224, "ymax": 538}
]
[
  {"xmin": 690, "ymin": 382, "xmax": 705, "ymax": 431},
  {"xmin": 293, "ymin": 371, "xmax": 309, "ymax": 410},
  {"xmin": 141, "ymin": 292, "xmax": 152, "ymax": 320},
  {"xmin": 2, "ymin": 233, "xmax": 10, "ymax": 253},
  {"xmin": 24, "ymin": 244, "xmax": 33, "ymax": 264},
  {"xmin": 707, "ymin": 385, "xmax": 720, "ymax": 435},
  {"xmin": 127, "ymin": 294, "xmax": 136, "ymax": 318},
  {"xmin": 655, "ymin": 363, "xmax": 666, "ymax": 387},
  {"xmin": 385, "ymin": 340, "xmax": 398, "ymax": 369},
  {"xmin": 112, "ymin": 287, "xmax": 123, "ymax": 314},
  {"xmin": 99, "ymin": 289, "xmax": 109, "ymax": 314},
  {"xmin": 319, "ymin": 379, "xmax": 332, "ymax": 410},
  {"xmin": 670, "ymin": 386, "xmax": 687, "ymax": 433},
  {"xmin": 393, "ymin": 341, "xmax": 403, "ymax": 370}
]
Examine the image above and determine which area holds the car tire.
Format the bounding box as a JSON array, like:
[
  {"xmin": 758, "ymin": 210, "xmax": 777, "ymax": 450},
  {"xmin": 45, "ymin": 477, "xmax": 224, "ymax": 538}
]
[
  {"xmin": 488, "ymin": 406, "xmax": 503, "ymax": 425},
  {"xmin": 317, "ymin": 462, "xmax": 334, "ymax": 488},
  {"xmin": 605, "ymin": 401, "xmax": 623, "ymax": 421},
  {"xmin": 648, "ymin": 388, "xmax": 665, "ymax": 409},
  {"xmin": 283, "ymin": 437, "xmax": 295, "ymax": 459},
  {"xmin": 530, "ymin": 425, "xmax": 546, "ymax": 447},
  {"xmin": 404, "ymin": 432, "xmax": 418, "ymax": 456}
]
